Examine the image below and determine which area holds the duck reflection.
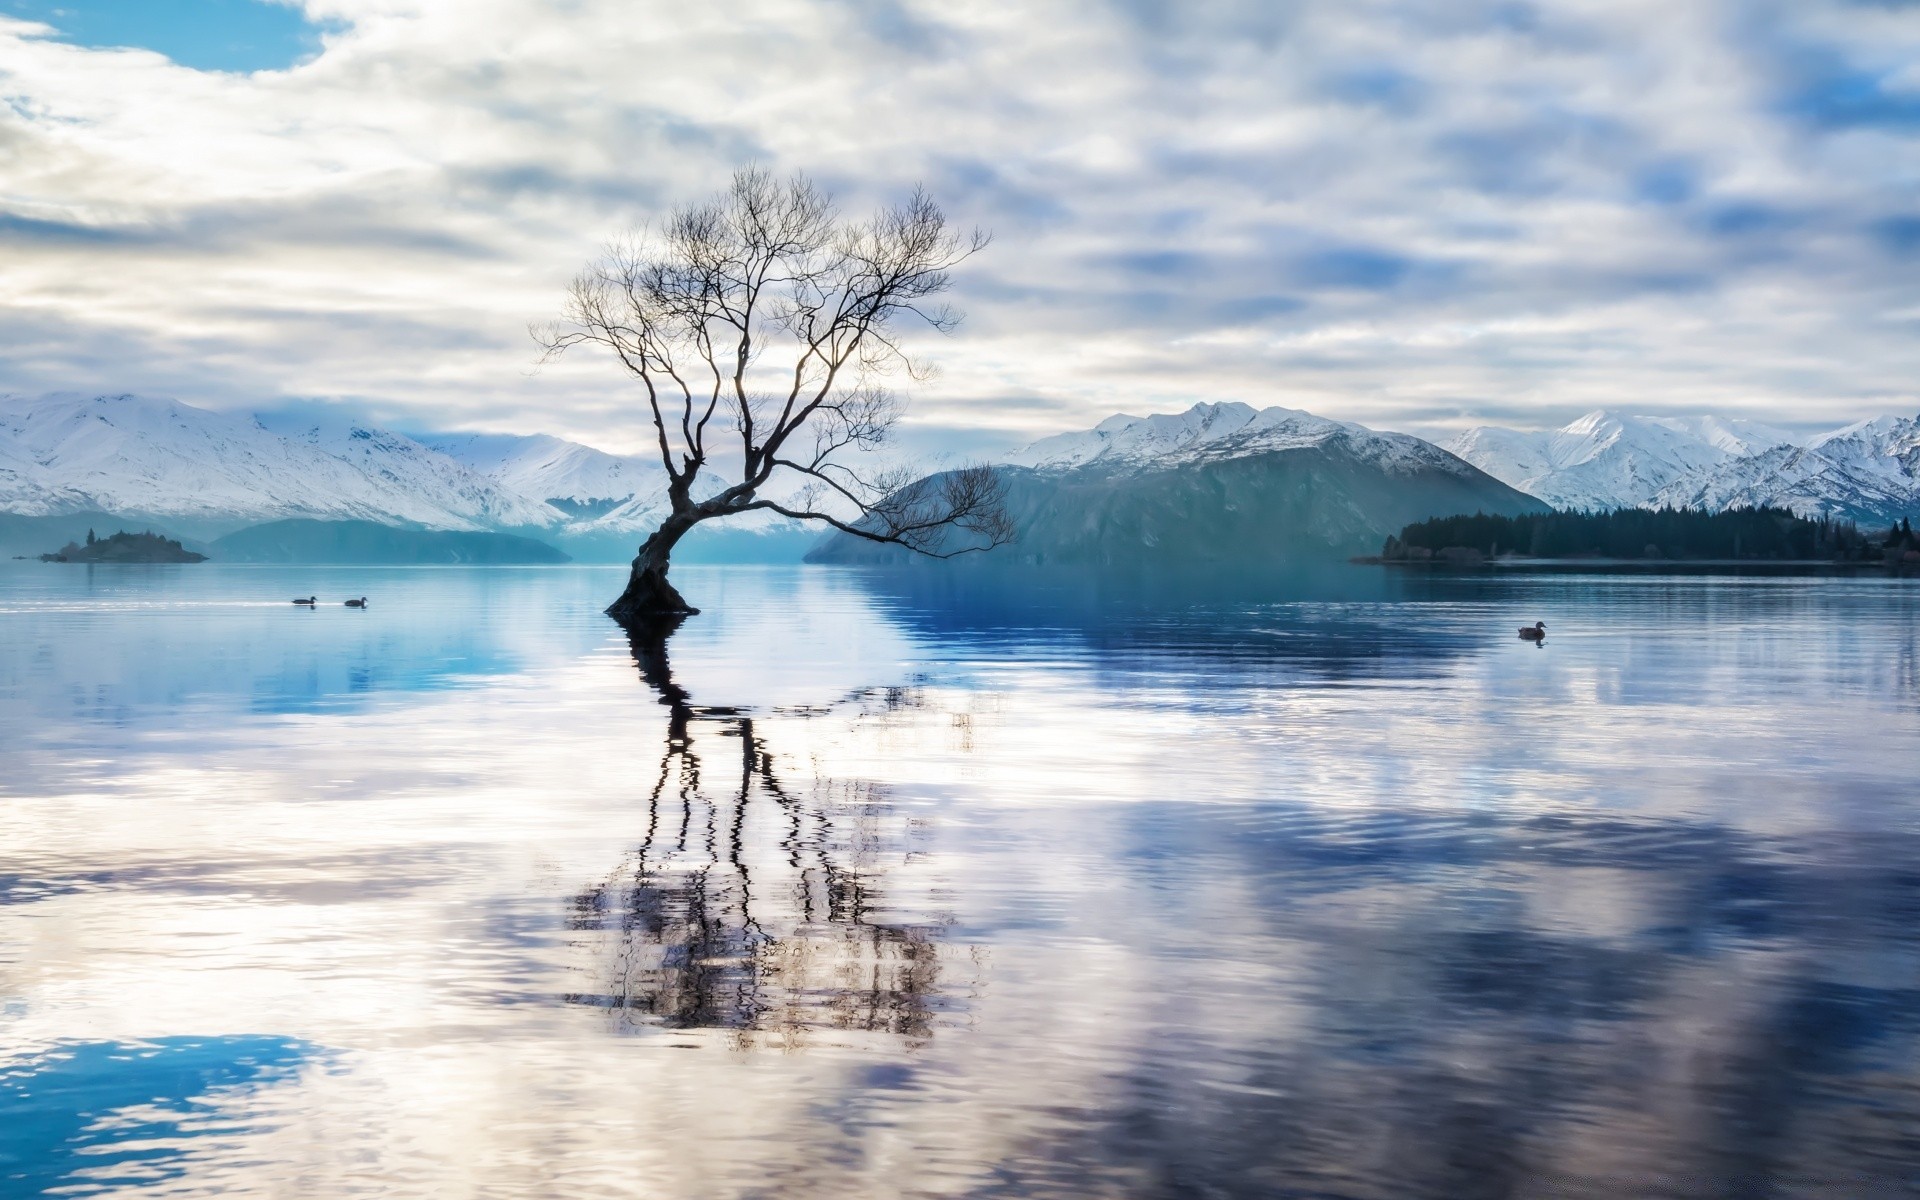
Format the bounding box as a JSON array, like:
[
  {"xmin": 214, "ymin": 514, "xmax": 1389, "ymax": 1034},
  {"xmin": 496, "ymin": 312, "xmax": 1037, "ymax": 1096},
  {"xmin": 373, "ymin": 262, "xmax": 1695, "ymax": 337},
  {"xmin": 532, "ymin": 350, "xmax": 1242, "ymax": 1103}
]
[{"xmin": 564, "ymin": 619, "xmax": 951, "ymax": 1045}]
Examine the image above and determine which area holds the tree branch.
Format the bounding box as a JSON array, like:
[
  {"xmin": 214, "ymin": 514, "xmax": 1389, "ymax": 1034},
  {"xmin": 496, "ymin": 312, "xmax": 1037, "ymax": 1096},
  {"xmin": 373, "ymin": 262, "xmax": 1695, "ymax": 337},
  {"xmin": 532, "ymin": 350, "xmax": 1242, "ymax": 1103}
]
[{"xmin": 536, "ymin": 167, "xmax": 1010, "ymax": 608}]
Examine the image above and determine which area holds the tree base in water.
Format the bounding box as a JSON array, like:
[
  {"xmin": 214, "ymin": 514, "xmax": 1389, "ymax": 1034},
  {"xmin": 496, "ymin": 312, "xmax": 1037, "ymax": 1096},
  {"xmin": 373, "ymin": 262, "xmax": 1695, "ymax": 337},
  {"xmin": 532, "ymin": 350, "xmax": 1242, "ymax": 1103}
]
[{"xmin": 605, "ymin": 557, "xmax": 699, "ymax": 624}]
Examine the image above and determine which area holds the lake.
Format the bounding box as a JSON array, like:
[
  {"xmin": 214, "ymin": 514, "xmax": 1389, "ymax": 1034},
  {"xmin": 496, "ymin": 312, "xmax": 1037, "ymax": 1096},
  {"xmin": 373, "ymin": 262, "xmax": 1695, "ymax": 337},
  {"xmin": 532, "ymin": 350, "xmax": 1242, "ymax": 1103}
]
[{"xmin": 3, "ymin": 562, "xmax": 1918, "ymax": 1198}]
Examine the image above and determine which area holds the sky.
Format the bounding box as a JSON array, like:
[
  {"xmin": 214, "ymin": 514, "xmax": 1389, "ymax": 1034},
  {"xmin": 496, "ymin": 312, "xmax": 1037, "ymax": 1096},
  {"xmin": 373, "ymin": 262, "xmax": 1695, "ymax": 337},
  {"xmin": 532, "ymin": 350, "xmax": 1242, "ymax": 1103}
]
[{"xmin": 1, "ymin": 0, "xmax": 1917, "ymax": 457}]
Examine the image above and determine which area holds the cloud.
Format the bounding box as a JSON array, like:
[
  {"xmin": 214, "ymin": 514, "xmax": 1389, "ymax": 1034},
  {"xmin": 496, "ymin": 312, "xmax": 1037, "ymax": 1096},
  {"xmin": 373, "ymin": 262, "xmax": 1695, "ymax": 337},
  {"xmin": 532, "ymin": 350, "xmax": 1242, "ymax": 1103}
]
[{"xmin": 0, "ymin": 0, "xmax": 1917, "ymax": 453}]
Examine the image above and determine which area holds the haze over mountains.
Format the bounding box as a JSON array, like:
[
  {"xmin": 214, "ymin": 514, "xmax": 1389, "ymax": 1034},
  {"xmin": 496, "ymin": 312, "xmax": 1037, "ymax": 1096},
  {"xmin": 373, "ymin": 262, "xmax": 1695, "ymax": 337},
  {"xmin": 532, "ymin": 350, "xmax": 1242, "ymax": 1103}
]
[{"xmin": 1447, "ymin": 411, "xmax": 1920, "ymax": 526}]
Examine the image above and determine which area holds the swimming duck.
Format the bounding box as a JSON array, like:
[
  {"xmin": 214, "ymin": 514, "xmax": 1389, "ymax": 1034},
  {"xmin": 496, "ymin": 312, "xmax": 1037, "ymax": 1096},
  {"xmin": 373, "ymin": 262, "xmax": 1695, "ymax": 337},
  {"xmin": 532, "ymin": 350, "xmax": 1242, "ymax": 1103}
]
[
  {"xmin": 292, "ymin": 596, "xmax": 317, "ymax": 605},
  {"xmin": 344, "ymin": 597, "xmax": 367, "ymax": 608},
  {"xmin": 1519, "ymin": 621, "xmax": 1546, "ymax": 640}
]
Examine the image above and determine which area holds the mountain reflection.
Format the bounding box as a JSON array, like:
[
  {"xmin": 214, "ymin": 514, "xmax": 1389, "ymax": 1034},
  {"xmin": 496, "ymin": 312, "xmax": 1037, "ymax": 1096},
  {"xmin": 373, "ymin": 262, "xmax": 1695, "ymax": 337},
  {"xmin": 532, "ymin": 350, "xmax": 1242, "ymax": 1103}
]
[
  {"xmin": 847, "ymin": 564, "xmax": 1486, "ymax": 685},
  {"xmin": 563, "ymin": 620, "xmax": 954, "ymax": 1045}
]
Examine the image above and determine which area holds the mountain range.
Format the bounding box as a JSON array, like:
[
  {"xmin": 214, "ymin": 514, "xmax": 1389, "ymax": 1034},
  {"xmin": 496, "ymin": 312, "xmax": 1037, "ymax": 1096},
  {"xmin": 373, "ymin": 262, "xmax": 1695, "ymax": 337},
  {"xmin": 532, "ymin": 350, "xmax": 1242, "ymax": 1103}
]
[
  {"xmin": 1445, "ymin": 410, "xmax": 1920, "ymax": 526},
  {"xmin": 809, "ymin": 402, "xmax": 1546, "ymax": 565},
  {"xmin": 4, "ymin": 392, "xmax": 1915, "ymax": 566},
  {"xmin": 0, "ymin": 393, "xmax": 814, "ymax": 560}
]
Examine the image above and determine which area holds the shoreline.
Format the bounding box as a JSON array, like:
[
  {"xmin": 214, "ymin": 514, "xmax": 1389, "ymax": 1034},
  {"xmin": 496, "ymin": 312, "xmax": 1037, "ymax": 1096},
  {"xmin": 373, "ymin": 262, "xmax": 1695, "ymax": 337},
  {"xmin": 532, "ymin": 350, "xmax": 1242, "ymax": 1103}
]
[{"xmin": 1354, "ymin": 555, "xmax": 1912, "ymax": 573}]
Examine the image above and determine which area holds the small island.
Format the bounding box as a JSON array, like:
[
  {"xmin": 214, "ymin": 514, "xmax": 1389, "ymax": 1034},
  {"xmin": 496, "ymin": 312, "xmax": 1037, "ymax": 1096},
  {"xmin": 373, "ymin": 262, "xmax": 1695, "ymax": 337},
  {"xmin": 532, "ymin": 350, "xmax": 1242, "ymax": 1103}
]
[
  {"xmin": 1368, "ymin": 507, "xmax": 1917, "ymax": 567},
  {"xmin": 41, "ymin": 529, "xmax": 207, "ymax": 563}
]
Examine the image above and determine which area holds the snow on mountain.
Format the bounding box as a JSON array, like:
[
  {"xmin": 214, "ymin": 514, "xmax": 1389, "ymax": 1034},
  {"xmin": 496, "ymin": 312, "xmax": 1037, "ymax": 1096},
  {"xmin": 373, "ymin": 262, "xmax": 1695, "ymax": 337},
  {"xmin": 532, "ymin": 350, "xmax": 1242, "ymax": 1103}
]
[
  {"xmin": 815, "ymin": 401, "xmax": 1543, "ymax": 564},
  {"xmin": 1654, "ymin": 413, "xmax": 1920, "ymax": 526},
  {"xmin": 17, "ymin": 391, "xmax": 1908, "ymax": 546},
  {"xmin": 274, "ymin": 419, "xmax": 562, "ymax": 529},
  {"xmin": 426, "ymin": 432, "xmax": 664, "ymax": 515},
  {"xmin": 0, "ymin": 393, "xmax": 563, "ymax": 532},
  {"xmin": 1809, "ymin": 413, "xmax": 1920, "ymax": 463},
  {"xmin": 430, "ymin": 432, "xmax": 810, "ymax": 536},
  {"xmin": 423, "ymin": 432, "xmax": 820, "ymax": 550},
  {"xmin": 1443, "ymin": 410, "xmax": 1800, "ymax": 511},
  {"xmin": 0, "ymin": 393, "xmax": 840, "ymax": 559},
  {"xmin": 1445, "ymin": 408, "xmax": 1920, "ymax": 523},
  {"xmin": 1007, "ymin": 401, "xmax": 1485, "ymax": 480},
  {"xmin": 571, "ymin": 487, "xmax": 818, "ymax": 538},
  {"xmin": 1683, "ymin": 415, "xmax": 1799, "ymax": 458},
  {"xmin": 0, "ymin": 424, "xmax": 90, "ymax": 515},
  {"xmin": 1442, "ymin": 426, "xmax": 1555, "ymax": 493}
]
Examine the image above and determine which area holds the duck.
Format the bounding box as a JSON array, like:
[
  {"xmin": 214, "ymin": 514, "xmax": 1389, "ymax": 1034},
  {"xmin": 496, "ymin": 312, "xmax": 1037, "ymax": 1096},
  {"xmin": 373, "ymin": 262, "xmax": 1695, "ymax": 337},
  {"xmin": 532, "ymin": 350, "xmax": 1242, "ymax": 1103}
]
[
  {"xmin": 344, "ymin": 596, "xmax": 368, "ymax": 608},
  {"xmin": 1519, "ymin": 621, "xmax": 1546, "ymax": 641},
  {"xmin": 292, "ymin": 596, "xmax": 317, "ymax": 606}
]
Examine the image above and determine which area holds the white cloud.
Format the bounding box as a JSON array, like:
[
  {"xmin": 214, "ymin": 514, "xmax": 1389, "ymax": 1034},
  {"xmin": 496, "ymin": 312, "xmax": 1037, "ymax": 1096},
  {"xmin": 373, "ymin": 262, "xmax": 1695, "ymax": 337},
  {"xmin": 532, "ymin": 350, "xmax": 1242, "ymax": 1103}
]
[{"xmin": 1, "ymin": 0, "xmax": 1917, "ymax": 453}]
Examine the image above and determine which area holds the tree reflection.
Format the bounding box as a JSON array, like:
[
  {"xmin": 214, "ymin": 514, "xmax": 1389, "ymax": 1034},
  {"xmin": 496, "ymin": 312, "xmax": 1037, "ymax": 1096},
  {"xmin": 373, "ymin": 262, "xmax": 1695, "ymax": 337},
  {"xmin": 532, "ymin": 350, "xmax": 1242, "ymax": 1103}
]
[{"xmin": 564, "ymin": 618, "xmax": 950, "ymax": 1046}]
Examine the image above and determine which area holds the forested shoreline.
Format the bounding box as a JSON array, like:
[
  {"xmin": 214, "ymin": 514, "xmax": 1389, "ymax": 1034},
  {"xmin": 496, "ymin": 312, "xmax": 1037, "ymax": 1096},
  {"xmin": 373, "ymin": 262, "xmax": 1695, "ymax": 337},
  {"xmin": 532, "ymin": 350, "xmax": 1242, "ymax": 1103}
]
[{"xmin": 1378, "ymin": 507, "xmax": 1917, "ymax": 564}]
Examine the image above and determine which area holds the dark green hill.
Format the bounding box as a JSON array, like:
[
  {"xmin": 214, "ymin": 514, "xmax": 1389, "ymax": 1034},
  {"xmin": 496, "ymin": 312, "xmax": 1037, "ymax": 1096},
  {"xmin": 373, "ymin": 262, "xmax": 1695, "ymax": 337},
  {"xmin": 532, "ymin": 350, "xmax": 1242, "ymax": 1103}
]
[
  {"xmin": 211, "ymin": 519, "xmax": 570, "ymax": 564},
  {"xmin": 808, "ymin": 439, "xmax": 1547, "ymax": 567}
]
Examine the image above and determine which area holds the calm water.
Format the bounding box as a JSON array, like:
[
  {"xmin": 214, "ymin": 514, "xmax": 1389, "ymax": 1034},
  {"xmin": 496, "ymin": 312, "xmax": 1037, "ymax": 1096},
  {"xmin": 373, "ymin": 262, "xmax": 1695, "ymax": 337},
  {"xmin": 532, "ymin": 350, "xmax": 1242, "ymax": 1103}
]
[{"xmin": 3, "ymin": 562, "xmax": 1919, "ymax": 1198}]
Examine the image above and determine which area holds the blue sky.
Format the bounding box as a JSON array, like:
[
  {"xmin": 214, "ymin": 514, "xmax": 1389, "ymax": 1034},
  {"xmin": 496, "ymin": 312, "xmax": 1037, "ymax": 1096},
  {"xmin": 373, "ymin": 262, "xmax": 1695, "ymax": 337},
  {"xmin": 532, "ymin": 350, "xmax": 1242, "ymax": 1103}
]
[
  {"xmin": 0, "ymin": 0, "xmax": 327, "ymax": 71},
  {"xmin": 0, "ymin": 0, "xmax": 1916, "ymax": 454}
]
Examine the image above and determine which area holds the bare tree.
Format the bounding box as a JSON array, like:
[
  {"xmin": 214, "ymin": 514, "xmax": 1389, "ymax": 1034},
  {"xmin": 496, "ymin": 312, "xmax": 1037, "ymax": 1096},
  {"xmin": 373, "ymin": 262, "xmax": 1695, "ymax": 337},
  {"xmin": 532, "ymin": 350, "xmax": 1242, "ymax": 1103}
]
[{"xmin": 537, "ymin": 166, "xmax": 1015, "ymax": 624}]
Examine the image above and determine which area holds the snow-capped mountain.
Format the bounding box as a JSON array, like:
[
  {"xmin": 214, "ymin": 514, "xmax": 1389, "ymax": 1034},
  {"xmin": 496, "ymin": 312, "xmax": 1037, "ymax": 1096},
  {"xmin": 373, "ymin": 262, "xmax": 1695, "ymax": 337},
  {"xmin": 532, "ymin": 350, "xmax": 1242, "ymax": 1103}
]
[
  {"xmin": 275, "ymin": 419, "xmax": 563, "ymax": 530},
  {"xmin": 1654, "ymin": 414, "xmax": 1920, "ymax": 526},
  {"xmin": 19, "ymin": 390, "xmax": 1906, "ymax": 561},
  {"xmin": 1443, "ymin": 411, "xmax": 1798, "ymax": 512},
  {"xmin": 1447, "ymin": 408, "xmax": 1920, "ymax": 524},
  {"xmin": 1009, "ymin": 401, "xmax": 1491, "ymax": 482},
  {"xmin": 0, "ymin": 424, "xmax": 91, "ymax": 515},
  {"xmin": 0, "ymin": 393, "xmax": 835, "ymax": 559},
  {"xmin": 426, "ymin": 432, "xmax": 664, "ymax": 517},
  {"xmin": 428, "ymin": 434, "xmax": 815, "ymax": 547},
  {"xmin": 0, "ymin": 393, "xmax": 561, "ymax": 532},
  {"xmin": 815, "ymin": 400, "xmax": 1545, "ymax": 564}
]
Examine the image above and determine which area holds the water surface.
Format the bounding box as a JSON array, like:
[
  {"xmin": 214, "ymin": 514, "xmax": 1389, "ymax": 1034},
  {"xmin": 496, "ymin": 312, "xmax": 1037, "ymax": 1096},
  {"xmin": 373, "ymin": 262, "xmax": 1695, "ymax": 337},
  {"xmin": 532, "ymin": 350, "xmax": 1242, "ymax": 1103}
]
[{"xmin": 3, "ymin": 562, "xmax": 1918, "ymax": 1198}]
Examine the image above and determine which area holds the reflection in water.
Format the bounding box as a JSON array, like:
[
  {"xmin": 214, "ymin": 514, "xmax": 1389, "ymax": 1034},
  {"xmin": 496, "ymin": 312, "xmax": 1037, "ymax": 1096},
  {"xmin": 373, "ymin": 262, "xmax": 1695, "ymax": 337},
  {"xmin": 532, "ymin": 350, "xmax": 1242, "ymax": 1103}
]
[
  {"xmin": 564, "ymin": 620, "xmax": 954, "ymax": 1046},
  {"xmin": 3, "ymin": 566, "xmax": 1920, "ymax": 1196},
  {"xmin": 852, "ymin": 563, "xmax": 1484, "ymax": 686},
  {"xmin": 1032, "ymin": 802, "xmax": 1920, "ymax": 1199}
]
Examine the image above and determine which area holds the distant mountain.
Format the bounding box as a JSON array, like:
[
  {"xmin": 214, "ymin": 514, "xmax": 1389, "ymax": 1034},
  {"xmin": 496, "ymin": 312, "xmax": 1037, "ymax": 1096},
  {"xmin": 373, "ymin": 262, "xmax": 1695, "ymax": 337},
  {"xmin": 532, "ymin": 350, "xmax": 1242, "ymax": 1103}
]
[
  {"xmin": 210, "ymin": 519, "xmax": 570, "ymax": 564},
  {"xmin": 1448, "ymin": 409, "xmax": 1920, "ymax": 525},
  {"xmin": 1443, "ymin": 411, "xmax": 1797, "ymax": 512},
  {"xmin": 424, "ymin": 432, "xmax": 664, "ymax": 518},
  {"xmin": 1006, "ymin": 401, "xmax": 1463, "ymax": 476},
  {"xmin": 1653, "ymin": 414, "xmax": 1920, "ymax": 526},
  {"xmin": 427, "ymin": 429, "xmax": 819, "ymax": 560},
  {"xmin": 810, "ymin": 402, "xmax": 1547, "ymax": 566},
  {"xmin": 0, "ymin": 429, "xmax": 92, "ymax": 515},
  {"xmin": 273, "ymin": 419, "xmax": 561, "ymax": 530},
  {"xmin": 0, "ymin": 393, "xmax": 564, "ymax": 534},
  {"xmin": 0, "ymin": 394, "xmax": 813, "ymax": 561},
  {"xmin": 45, "ymin": 392, "xmax": 1912, "ymax": 567}
]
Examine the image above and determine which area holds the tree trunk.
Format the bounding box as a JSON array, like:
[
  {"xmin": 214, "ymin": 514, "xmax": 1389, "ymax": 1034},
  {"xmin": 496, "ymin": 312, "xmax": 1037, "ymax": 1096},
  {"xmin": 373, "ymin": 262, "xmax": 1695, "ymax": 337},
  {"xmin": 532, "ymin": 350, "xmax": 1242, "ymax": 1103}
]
[{"xmin": 606, "ymin": 517, "xmax": 700, "ymax": 624}]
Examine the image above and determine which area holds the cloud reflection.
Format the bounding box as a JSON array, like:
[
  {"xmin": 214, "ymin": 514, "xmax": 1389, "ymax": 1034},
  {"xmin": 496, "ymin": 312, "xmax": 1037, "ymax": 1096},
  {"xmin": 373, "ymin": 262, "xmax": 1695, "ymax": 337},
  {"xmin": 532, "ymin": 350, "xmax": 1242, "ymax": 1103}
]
[{"xmin": 0, "ymin": 567, "xmax": 1917, "ymax": 1194}]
